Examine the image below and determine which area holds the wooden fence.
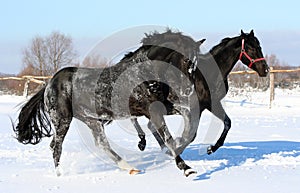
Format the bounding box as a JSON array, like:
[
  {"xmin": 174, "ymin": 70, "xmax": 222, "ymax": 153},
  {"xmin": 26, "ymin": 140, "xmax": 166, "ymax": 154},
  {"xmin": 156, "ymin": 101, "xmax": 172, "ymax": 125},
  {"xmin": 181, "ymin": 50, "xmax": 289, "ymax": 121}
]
[
  {"xmin": 229, "ymin": 67, "xmax": 300, "ymax": 108},
  {"xmin": 0, "ymin": 75, "xmax": 51, "ymax": 97},
  {"xmin": 1, "ymin": 68, "xmax": 300, "ymax": 108}
]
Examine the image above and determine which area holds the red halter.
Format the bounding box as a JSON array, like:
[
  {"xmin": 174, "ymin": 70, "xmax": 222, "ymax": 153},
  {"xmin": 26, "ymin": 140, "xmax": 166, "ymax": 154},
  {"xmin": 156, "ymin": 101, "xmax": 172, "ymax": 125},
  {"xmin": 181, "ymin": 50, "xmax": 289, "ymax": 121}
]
[{"xmin": 239, "ymin": 39, "xmax": 265, "ymax": 68}]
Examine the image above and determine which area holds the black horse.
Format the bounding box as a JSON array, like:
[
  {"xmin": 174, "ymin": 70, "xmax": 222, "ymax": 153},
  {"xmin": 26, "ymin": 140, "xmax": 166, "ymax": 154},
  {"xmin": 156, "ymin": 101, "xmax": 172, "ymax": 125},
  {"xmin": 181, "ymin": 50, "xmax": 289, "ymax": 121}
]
[
  {"xmin": 13, "ymin": 30, "xmax": 205, "ymax": 176},
  {"xmin": 132, "ymin": 30, "xmax": 269, "ymax": 173}
]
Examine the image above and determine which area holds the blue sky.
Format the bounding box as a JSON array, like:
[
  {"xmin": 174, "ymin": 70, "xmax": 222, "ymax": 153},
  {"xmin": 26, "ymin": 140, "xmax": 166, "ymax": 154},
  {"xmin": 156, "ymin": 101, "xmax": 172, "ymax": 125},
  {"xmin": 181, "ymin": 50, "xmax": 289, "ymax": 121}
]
[{"xmin": 1, "ymin": 0, "xmax": 300, "ymax": 74}]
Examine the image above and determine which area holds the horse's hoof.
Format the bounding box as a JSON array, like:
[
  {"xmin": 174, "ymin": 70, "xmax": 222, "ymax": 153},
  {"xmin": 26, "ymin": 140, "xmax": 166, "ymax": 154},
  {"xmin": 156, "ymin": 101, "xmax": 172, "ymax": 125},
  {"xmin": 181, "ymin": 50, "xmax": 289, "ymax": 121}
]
[
  {"xmin": 138, "ymin": 142, "xmax": 146, "ymax": 151},
  {"xmin": 129, "ymin": 169, "xmax": 141, "ymax": 175},
  {"xmin": 207, "ymin": 146, "xmax": 213, "ymax": 155},
  {"xmin": 55, "ymin": 166, "xmax": 63, "ymax": 177},
  {"xmin": 184, "ymin": 168, "xmax": 197, "ymax": 177},
  {"xmin": 138, "ymin": 144, "xmax": 145, "ymax": 151}
]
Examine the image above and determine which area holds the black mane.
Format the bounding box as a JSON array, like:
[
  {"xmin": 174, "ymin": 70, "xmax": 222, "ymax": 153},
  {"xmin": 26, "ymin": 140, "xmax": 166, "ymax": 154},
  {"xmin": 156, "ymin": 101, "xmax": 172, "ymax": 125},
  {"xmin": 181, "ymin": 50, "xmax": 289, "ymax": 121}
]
[
  {"xmin": 121, "ymin": 29, "xmax": 199, "ymax": 62},
  {"xmin": 120, "ymin": 46, "xmax": 147, "ymax": 62},
  {"xmin": 141, "ymin": 29, "xmax": 195, "ymax": 45},
  {"xmin": 210, "ymin": 37, "xmax": 232, "ymax": 52},
  {"xmin": 209, "ymin": 36, "xmax": 241, "ymax": 56}
]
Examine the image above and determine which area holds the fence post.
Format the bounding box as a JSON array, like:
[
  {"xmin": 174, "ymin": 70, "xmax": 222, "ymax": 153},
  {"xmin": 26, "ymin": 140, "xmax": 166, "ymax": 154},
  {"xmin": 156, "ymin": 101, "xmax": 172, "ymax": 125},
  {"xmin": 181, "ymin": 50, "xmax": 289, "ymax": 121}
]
[
  {"xmin": 269, "ymin": 67, "xmax": 275, "ymax": 108},
  {"xmin": 23, "ymin": 79, "xmax": 30, "ymax": 98}
]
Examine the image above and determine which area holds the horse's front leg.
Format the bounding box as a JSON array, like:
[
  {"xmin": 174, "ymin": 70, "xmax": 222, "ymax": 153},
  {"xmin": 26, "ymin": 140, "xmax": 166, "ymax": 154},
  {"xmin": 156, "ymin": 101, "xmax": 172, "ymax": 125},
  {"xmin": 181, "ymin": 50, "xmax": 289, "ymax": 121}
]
[
  {"xmin": 207, "ymin": 102, "xmax": 231, "ymax": 154},
  {"xmin": 178, "ymin": 107, "xmax": 192, "ymax": 143},
  {"xmin": 148, "ymin": 102, "xmax": 197, "ymax": 176},
  {"xmin": 175, "ymin": 155, "xmax": 197, "ymax": 177},
  {"xmin": 148, "ymin": 114, "xmax": 197, "ymax": 176},
  {"xmin": 147, "ymin": 121, "xmax": 166, "ymax": 150},
  {"xmin": 148, "ymin": 101, "xmax": 177, "ymax": 156},
  {"xmin": 174, "ymin": 107, "xmax": 201, "ymax": 156}
]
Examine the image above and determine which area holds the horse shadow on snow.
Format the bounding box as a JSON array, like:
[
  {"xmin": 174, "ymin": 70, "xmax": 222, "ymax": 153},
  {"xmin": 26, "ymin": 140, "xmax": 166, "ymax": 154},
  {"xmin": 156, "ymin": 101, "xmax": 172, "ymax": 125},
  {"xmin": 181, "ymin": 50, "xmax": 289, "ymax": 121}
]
[{"xmin": 180, "ymin": 141, "xmax": 300, "ymax": 181}]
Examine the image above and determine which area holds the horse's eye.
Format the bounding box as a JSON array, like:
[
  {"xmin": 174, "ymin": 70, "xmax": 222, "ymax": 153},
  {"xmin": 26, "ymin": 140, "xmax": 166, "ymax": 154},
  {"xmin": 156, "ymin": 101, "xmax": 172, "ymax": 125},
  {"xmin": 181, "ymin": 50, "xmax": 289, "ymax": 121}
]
[{"xmin": 184, "ymin": 59, "xmax": 189, "ymax": 63}]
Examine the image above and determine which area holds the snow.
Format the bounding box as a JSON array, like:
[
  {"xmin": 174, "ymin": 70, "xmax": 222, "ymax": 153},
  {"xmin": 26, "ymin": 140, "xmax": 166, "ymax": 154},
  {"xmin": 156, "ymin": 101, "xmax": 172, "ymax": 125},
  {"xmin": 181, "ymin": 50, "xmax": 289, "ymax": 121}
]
[{"xmin": 0, "ymin": 88, "xmax": 300, "ymax": 193}]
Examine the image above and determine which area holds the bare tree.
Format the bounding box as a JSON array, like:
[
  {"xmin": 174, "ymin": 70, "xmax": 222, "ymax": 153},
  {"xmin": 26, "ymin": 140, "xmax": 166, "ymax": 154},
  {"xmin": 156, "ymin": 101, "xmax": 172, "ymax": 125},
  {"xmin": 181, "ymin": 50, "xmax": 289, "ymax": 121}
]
[
  {"xmin": 22, "ymin": 31, "xmax": 77, "ymax": 76},
  {"xmin": 81, "ymin": 54, "xmax": 110, "ymax": 68},
  {"xmin": 265, "ymin": 54, "xmax": 280, "ymax": 67},
  {"xmin": 22, "ymin": 36, "xmax": 46, "ymax": 75},
  {"xmin": 45, "ymin": 32, "xmax": 77, "ymax": 74}
]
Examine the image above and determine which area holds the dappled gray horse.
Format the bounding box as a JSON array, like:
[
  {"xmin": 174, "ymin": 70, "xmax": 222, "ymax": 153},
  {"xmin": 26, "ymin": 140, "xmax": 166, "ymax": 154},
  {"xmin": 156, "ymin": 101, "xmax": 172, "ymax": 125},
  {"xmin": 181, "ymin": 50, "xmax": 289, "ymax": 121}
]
[{"xmin": 13, "ymin": 30, "xmax": 205, "ymax": 176}]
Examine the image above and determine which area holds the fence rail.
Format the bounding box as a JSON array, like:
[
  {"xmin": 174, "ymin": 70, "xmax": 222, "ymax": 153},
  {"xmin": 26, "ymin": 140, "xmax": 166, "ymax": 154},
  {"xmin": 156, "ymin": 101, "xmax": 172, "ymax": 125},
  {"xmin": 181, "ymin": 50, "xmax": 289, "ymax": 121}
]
[
  {"xmin": 0, "ymin": 75, "xmax": 51, "ymax": 97},
  {"xmin": 229, "ymin": 67, "xmax": 300, "ymax": 108},
  {"xmin": 1, "ymin": 68, "xmax": 300, "ymax": 107},
  {"xmin": 0, "ymin": 76, "xmax": 50, "ymax": 84},
  {"xmin": 229, "ymin": 68, "xmax": 300, "ymax": 74}
]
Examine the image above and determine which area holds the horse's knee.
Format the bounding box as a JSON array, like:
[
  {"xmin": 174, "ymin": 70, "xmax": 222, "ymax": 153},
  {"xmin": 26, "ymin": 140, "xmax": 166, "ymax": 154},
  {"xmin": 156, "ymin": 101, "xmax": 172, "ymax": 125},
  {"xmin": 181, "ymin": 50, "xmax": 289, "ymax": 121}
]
[
  {"xmin": 189, "ymin": 133, "xmax": 197, "ymax": 142},
  {"xmin": 224, "ymin": 116, "xmax": 231, "ymax": 130}
]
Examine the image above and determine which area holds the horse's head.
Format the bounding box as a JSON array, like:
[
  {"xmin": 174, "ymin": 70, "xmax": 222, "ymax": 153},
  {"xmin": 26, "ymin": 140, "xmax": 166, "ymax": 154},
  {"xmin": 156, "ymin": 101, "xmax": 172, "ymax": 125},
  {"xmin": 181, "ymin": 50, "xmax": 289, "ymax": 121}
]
[{"xmin": 239, "ymin": 30, "xmax": 269, "ymax": 77}]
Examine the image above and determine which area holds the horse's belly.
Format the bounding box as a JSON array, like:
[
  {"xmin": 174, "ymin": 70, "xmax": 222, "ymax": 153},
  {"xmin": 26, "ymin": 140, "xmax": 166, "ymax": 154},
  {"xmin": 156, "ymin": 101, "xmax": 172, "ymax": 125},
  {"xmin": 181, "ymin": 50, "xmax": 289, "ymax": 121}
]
[{"xmin": 72, "ymin": 68, "xmax": 134, "ymax": 120}]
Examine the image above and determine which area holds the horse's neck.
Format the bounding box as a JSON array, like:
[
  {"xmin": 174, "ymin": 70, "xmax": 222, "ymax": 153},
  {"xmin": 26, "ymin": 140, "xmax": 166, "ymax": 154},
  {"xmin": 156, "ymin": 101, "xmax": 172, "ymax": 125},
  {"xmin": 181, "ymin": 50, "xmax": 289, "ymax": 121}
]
[
  {"xmin": 147, "ymin": 46, "xmax": 182, "ymax": 66},
  {"xmin": 210, "ymin": 37, "xmax": 241, "ymax": 79}
]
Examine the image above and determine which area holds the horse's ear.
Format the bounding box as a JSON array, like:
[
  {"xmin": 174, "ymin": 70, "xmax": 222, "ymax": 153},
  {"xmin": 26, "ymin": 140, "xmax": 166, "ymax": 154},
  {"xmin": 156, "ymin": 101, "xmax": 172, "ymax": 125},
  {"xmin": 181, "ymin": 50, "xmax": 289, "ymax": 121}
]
[
  {"xmin": 249, "ymin": 30, "xmax": 254, "ymax": 37},
  {"xmin": 241, "ymin": 30, "xmax": 245, "ymax": 36},
  {"xmin": 197, "ymin": 39, "xmax": 206, "ymax": 47}
]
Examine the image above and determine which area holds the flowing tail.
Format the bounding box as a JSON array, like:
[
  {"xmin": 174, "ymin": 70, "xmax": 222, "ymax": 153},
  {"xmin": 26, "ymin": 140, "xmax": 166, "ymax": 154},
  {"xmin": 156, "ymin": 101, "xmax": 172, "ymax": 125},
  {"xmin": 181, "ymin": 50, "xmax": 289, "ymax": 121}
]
[{"xmin": 13, "ymin": 87, "xmax": 53, "ymax": 145}]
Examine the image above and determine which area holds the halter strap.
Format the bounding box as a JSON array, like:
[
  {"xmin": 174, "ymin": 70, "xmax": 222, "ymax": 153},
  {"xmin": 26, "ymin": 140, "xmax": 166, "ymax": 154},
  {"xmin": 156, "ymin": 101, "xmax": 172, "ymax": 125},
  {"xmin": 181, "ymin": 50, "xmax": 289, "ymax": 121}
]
[{"xmin": 239, "ymin": 39, "xmax": 265, "ymax": 68}]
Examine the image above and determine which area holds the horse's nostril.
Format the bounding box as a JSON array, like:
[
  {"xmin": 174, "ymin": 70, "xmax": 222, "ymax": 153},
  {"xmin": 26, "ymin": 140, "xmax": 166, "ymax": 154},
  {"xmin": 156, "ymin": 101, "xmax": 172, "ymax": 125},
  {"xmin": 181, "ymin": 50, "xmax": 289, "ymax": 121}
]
[{"xmin": 266, "ymin": 66, "xmax": 270, "ymax": 73}]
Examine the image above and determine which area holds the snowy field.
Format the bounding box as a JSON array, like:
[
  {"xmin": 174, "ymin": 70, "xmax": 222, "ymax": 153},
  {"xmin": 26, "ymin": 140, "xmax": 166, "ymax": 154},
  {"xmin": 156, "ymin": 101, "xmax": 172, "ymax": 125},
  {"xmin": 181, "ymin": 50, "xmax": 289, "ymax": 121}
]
[{"xmin": 1, "ymin": 88, "xmax": 300, "ymax": 193}]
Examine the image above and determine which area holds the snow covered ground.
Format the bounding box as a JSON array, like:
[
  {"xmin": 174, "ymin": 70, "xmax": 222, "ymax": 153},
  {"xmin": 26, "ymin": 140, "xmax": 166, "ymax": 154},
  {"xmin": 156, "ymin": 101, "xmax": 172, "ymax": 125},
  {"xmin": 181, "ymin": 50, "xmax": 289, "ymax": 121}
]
[{"xmin": 0, "ymin": 88, "xmax": 300, "ymax": 193}]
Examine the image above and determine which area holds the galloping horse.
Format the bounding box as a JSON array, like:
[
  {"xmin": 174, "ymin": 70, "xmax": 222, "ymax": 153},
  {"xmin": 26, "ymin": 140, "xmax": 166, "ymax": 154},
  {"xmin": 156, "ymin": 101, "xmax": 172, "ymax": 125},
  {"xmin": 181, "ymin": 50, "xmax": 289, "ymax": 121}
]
[
  {"xmin": 132, "ymin": 30, "xmax": 269, "ymax": 174},
  {"xmin": 13, "ymin": 30, "xmax": 269, "ymax": 177},
  {"xmin": 13, "ymin": 30, "xmax": 204, "ymax": 176}
]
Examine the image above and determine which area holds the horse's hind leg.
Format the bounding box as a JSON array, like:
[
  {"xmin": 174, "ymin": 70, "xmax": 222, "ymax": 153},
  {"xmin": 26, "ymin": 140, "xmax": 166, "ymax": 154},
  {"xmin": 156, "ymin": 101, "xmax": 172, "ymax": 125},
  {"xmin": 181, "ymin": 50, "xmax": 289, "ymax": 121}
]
[
  {"xmin": 131, "ymin": 118, "xmax": 146, "ymax": 151},
  {"xmin": 131, "ymin": 117, "xmax": 166, "ymax": 151},
  {"xmin": 45, "ymin": 88, "xmax": 73, "ymax": 176},
  {"xmin": 87, "ymin": 119, "xmax": 138, "ymax": 173},
  {"xmin": 50, "ymin": 118, "xmax": 72, "ymax": 176}
]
